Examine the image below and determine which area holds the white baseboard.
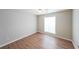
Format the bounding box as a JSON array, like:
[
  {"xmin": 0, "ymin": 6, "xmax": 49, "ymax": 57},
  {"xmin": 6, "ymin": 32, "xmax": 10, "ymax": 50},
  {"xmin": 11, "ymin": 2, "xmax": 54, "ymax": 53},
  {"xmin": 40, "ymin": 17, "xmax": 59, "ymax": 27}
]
[
  {"xmin": 38, "ymin": 32, "xmax": 72, "ymax": 42},
  {"xmin": 0, "ymin": 32, "xmax": 36, "ymax": 48},
  {"xmin": 72, "ymin": 40, "xmax": 79, "ymax": 49},
  {"xmin": 55, "ymin": 35, "xmax": 72, "ymax": 42}
]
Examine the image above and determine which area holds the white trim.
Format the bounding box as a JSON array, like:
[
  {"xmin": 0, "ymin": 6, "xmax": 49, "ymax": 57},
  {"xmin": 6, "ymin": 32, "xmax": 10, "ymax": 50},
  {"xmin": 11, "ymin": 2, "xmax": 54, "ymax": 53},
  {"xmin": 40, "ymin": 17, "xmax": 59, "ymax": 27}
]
[
  {"xmin": 0, "ymin": 32, "xmax": 36, "ymax": 48},
  {"xmin": 55, "ymin": 35, "xmax": 72, "ymax": 42},
  {"xmin": 38, "ymin": 32, "xmax": 72, "ymax": 42},
  {"xmin": 72, "ymin": 40, "xmax": 79, "ymax": 49}
]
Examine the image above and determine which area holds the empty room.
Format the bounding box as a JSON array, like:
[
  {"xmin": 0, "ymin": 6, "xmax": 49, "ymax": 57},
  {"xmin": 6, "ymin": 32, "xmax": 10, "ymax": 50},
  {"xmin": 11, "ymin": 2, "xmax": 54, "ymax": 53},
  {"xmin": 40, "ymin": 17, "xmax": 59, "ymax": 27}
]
[{"xmin": 0, "ymin": 9, "xmax": 78, "ymax": 49}]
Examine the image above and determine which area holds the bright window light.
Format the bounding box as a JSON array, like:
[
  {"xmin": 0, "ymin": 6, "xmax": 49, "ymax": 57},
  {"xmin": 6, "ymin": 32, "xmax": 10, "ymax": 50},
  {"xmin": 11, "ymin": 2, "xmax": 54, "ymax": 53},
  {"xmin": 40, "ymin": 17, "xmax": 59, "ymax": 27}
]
[{"xmin": 44, "ymin": 16, "xmax": 56, "ymax": 34}]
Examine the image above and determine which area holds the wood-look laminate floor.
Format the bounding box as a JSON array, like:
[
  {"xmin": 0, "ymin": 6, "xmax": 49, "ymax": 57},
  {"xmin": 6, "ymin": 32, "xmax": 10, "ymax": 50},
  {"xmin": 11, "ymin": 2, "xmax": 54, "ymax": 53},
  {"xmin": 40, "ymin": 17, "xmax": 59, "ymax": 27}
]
[{"xmin": 0, "ymin": 32, "xmax": 74, "ymax": 49}]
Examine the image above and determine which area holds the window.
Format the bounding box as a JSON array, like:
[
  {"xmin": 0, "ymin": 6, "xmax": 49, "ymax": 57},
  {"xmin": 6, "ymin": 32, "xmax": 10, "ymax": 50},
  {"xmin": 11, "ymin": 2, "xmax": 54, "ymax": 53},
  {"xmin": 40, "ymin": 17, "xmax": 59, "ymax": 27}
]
[{"xmin": 44, "ymin": 16, "xmax": 56, "ymax": 34}]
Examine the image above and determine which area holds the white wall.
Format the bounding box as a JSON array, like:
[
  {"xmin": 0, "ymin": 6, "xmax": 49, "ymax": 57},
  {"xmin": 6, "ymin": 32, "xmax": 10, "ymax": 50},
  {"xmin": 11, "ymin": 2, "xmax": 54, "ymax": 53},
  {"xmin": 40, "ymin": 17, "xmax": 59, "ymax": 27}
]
[
  {"xmin": 37, "ymin": 10, "xmax": 72, "ymax": 40},
  {"xmin": 0, "ymin": 9, "xmax": 37, "ymax": 47},
  {"xmin": 73, "ymin": 9, "xmax": 79, "ymax": 48},
  {"xmin": 37, "ymin": 15, "xmax": 44, "ymax": 32},
  {"xmin": 56, "ymin": 10, "xmax": 72, "ymax": 39}
]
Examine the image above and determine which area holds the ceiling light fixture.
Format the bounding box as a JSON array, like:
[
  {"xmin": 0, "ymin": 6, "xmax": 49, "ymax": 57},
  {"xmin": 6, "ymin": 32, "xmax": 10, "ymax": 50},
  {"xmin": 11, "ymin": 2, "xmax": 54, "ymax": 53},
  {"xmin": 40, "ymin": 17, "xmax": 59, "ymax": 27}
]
[
  {"xmin": 36, "ymin": 9, "xmax": 48, "ymax": 13},
  {"xmin": 37, "ymin": 9, "xmax": 43, "ymax": 12}
]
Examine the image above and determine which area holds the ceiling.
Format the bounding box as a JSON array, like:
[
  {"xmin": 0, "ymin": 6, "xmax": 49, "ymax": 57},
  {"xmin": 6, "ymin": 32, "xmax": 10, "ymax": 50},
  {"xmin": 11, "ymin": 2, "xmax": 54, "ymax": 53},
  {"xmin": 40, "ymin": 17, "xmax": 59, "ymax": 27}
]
[
  {"xmin": 32, "ymin": 9, "xmax": 66, "ymax": 15},
  {"xmin": 0, "ymin": 9, "xmax": 66, "ymax": 15}
]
